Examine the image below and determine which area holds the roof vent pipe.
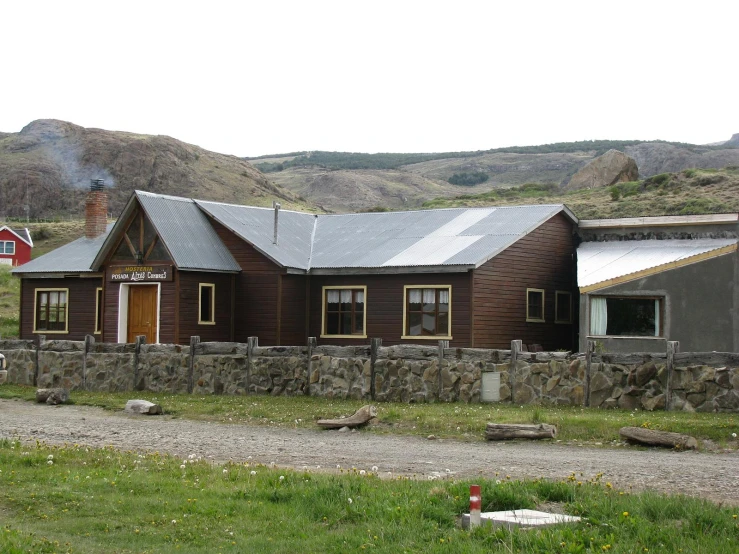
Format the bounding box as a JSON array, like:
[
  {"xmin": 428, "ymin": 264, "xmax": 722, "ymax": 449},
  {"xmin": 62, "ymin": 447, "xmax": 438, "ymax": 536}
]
[{"xmin": 273, "ymin": 201, "xmax": 281, "ymax": 245}]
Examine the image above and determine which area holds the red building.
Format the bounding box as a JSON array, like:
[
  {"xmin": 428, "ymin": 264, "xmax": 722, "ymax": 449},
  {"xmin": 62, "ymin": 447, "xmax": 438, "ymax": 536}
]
[{"xmin": 0, "ymin": 226, "xmax": 33, "ymax": 267}]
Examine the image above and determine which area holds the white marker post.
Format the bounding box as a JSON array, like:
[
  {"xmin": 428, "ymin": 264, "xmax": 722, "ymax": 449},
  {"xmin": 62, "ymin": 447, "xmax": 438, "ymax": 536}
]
[{"xmin": 469, "ymin": 484, "xmax": 481, "ymax": 528}]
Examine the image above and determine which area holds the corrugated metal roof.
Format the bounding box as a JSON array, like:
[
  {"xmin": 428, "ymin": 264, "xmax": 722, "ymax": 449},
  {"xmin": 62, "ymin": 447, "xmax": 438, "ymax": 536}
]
[
  {"xmin": 577, "ymin": 239, "xmax": 738, "ymax": 289},
  {"xmin": 311, "ymin": 204, "xmax": 567, "ymax": 269},
  {"xmin": 137, "ymin": 193, "xmax": 241, "ymax": 272},
  {"xmin": 195, "ymin": 200, "xmax": 316, "ymax": 270},
  {"xmin": 12, "ymin": 224, "xmax": 113, "ymax": 274}
]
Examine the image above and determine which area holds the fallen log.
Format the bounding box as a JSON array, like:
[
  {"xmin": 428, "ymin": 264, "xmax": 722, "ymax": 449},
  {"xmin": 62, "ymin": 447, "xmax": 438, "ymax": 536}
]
[
  {"xmin": 485, "ymin": 423, "xmax": 557, "ymax": 441},
  {"xmin": 317, "ymin": 405, "xmax": 377, "ymax": 429},
  {"xmin": 619, "ymin": 426, "xmax": 698, "ymax": 450},
  {"xmin": 35, "ymin": 388, "xmax": 70, "ymax": 405}
]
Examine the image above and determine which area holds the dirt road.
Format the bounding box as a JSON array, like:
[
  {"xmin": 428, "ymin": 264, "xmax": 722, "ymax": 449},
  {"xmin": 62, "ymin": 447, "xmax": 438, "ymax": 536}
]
[{"xmin": 2, "ymin": 399, "xmax": 737, "ymax": 505}]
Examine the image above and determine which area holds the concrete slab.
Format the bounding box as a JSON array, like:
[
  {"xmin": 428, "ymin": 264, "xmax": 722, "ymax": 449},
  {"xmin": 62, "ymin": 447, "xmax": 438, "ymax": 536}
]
[{"xmin": 462, "ymin": 509, "xmax": 581, "ymax": 529}]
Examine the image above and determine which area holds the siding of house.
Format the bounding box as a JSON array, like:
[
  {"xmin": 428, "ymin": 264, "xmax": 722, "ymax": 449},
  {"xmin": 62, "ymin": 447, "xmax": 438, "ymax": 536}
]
[
  {"xmin": 20, "ymin": 276, "xmax": 102, "ymax": 340},
  {"xmin": 472, "ymin": 213, "xmax": 576, "ymax": 351},
  {"xmin": 209, "ymin": 219, "xmax": 282, "ymax": 345},
  {"xmin": 280, "ymin": 273, "xmax": 308, "ymax": 345},
  {"xmin": 308, "ymin": 272, "xmax": 472, "ymax": 347},
  {"xmin": 177, "ymin": 271, "xmax": 235, "ymax": 343}
]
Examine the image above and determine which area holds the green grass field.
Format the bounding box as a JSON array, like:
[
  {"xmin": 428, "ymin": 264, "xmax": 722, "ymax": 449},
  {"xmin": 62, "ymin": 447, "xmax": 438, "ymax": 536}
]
[{"xmin": 1, "ymin": 438, "xmax": 737, "ymax": 553}]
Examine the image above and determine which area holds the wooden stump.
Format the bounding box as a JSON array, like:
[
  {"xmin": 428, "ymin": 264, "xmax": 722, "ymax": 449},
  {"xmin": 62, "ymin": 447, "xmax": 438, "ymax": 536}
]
[
  {"xmin": 485, "ymin": 423, "xmax": 557, "ymax": 441},
  {"xmin": 317, "ymin": 405, "xmax": 377, "ymax": 429},
  {"xmin": 619, "ymin": 426, "xmax": 698, "ymax": 450}
]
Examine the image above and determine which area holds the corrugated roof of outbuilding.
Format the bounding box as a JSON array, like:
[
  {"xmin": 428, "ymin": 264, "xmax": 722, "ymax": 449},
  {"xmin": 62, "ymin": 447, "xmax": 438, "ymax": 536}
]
[{"xmin": 577, "ymin": 238, "xmax": 738, "ymax": 292}]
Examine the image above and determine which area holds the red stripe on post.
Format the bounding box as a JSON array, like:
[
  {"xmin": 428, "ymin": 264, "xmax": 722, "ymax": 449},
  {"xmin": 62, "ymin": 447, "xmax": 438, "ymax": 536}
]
[{"xmin": 470, "ymin": 484, "xmax": 481, "ymax": 510}]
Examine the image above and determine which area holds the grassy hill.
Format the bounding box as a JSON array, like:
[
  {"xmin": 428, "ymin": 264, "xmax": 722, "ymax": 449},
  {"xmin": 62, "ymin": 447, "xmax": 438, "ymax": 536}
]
[
  {"xmin": 253, "ymin": 140, "xmax": 739, "ymax": 213},
  {"xmin": 421, "ymin": 167, "xmax": 739, "ymax": 218}
]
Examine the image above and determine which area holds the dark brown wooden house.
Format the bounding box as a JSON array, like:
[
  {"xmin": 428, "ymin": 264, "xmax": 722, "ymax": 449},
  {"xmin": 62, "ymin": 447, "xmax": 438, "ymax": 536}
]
[{"xmin": 14, "ymin": 186, "xmax": 579, "ymax": 350}]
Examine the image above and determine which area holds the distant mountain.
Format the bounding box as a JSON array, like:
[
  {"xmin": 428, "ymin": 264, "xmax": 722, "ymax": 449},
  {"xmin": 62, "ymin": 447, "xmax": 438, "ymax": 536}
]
[
  {"xmin": 0, "ymin": 120, "xmax": 312, "ymax": 220},
  {"xmin": 248, "ymin": 138, "xmax": 739, "ymax": 212}
]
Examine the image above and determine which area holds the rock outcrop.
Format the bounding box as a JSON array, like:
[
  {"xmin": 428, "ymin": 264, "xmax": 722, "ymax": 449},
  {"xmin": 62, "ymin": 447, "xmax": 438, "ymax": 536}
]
[
  {"xmin": 567, "ymin": 150, "xmax": 639, "ymax": 190},
  {"xmin": 725, "ymin": 133, "xmax": 739, "ymax": 148}
]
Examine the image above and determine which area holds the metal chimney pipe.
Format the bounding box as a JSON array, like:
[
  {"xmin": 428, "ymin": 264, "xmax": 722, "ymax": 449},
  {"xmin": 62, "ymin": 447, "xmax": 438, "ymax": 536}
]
[{"xmin": 273, "ymin": 201, "xmax": 281, "ymax": 245}]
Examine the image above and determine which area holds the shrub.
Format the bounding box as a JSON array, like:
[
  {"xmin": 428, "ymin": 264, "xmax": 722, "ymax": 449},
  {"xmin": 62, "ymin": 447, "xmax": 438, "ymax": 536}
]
[{"xmin": 448, "ymin": 172, "xmax": 489, "ymax": 186}]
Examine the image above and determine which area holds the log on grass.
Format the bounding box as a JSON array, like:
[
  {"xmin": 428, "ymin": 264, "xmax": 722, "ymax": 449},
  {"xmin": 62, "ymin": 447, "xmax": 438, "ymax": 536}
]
[
  {"xmin": 485, "ymin": 423, "xmax": 557, "ymax": 441},
  {"xmin": 317, "ymin": 405, "xmax": 378, "ymax": 429},
  {"xmin": 619, "ymin": 426, "xmax": 698, "ymax": 450}
]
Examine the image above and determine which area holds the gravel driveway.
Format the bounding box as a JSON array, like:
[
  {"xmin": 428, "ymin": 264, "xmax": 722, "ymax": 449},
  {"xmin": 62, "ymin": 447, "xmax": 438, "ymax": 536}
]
[{"xmin": 2, "ymin": 399, "xmax": 738, "ymax": 506}]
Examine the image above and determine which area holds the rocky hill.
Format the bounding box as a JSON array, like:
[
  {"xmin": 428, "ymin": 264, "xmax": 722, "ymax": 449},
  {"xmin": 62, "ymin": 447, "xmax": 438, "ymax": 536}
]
[
  {"xmin": 253, "ymin": 139, "xmax": 739, "ymax": 213},
  {"xmin": 0, "ymin": 120, "xmax": 312, "ymax": 220}
]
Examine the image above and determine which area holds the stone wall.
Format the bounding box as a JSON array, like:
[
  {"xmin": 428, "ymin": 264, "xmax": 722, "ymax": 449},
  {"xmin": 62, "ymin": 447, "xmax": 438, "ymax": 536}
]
[{"xmin": 1, "ymin": 338, "xmax": 737, "ymax": 412}]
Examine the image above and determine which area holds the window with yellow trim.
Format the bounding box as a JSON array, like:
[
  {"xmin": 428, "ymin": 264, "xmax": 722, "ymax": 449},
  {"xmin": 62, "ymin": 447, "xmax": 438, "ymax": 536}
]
[
  {"xmin": 35, "ymin": 289, "xmax": 68, "ymax": 333},
  {"xmin": 323, "ymin": 287, "xmax": 366, "ymax": 336},
  {"xmin": 555, "ymin": 291, "xmax": 572, "ymax": 324},
  {"xmin": 404, "ymin": 286, "xmax": 451, "ymax": 337},
  {"xmin": 198, "ymin": 284, "xmax": 215, "ymax": 325},
  {"xmin": 526, "ymin": 289, "xmax": 545, "ymax": 322}
]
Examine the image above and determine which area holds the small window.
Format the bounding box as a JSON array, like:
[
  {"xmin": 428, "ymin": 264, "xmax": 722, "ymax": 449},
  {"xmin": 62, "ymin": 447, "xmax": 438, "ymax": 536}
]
[
  {"xmin": 0, "ymin": 241, "xmax": 15, "ymax": 255},
  {"xmin": 322, "ymin": 286, "xmax": 367, "ymax": 337},
  {"xmin": 198, "ymin": 284, "xmax": 215, "ymax": 325},
  {"xmin": 94, "ymin": 287, "xmax": 103, "ymax": 334},
  {"xmin": 555, "ymin": 291, "xmax": 572, "ymax": 324},
  {"xmin": 402, "ymin": 285, "xmax": 452, "ymax": 339},
  {"xmin": 590, "ymin": 296, "xmax": 662, "ymax": 337},
  {"xmin": 526, "ymin": 289, "xmax": 545, "ymax": 322},
  {"xmin": 34, "ymin": 289, "xmax": 69, "ymax": 333}
]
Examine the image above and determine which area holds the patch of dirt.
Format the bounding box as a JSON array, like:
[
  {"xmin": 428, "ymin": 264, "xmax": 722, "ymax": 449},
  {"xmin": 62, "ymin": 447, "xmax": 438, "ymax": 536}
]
[{"xmin": 2, "ymin": 399, "xmax": 738, "ymax": 505}]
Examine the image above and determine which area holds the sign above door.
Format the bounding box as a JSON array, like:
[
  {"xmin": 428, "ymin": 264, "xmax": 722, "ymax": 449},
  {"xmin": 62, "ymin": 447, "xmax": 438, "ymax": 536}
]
[{"xmin": 108, "ymin": 265, "xmax": 173, "ymax": 282}]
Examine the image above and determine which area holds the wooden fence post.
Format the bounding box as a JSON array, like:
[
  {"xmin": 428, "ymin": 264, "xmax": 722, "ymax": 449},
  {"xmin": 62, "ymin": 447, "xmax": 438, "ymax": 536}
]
[
  {"xmin": 188, "ymin": 336, "xmax": 200, "ymax": 394},
  {"xmin": 83, "ymin": 335, "xmax": 95, "ymax": 390},
  {"xmin": 510, "ymin": 340, "xmax": 522, "ymax": 403},
  {"xmin": 438, "ymin": 340, "xmax": 449, "ymax": 401},
  {"xmin": 306, "ymin": 337, "xmax": 317, "ymax": 396},
  {"xmin": 665, "ymin": 341, "xmax": 679, "ymax": 411},
  {"xmin": 585, "ymin": 340, "xmax": 595, "ymax": 407},
  {"xmin": 134, "ymin": 335, "xmax": 146, "ymax": 390},
  {"xmin": 370, "ymin": 338, "xmax": 382, "ymax": 401},
  {"xmin": 247, "ymin": 336, "xmax": 258, "ymax": 394}
]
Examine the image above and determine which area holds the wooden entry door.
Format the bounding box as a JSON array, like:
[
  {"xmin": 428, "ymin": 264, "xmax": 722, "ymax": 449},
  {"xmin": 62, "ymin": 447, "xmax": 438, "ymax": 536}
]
[{"xmin": 127, "ymin": 285, "xmax": 158, "ymax": 344}]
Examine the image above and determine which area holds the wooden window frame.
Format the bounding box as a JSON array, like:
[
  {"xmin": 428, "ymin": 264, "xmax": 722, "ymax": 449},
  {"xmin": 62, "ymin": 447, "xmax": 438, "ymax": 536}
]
[
  {"xmin": 33, "ymin": 288, "xmax": 69, "ymax": 334},
  {"xmin": 198, "ymin": 283, "xmax": 216, "ymax": 325},
  {"xmin": 94, "ymin": 287, "xmax": 103, "ymax": 334},
  {"xmin": 321, "ymin": 285, "xmax": 368, "ymax": 339},
  {"xmin": 401, "ymin": 285, "xmax": 452, "ymax": 340},
  {"xmin": 526, "ymin": 288, "xmax": 545, "ymax": 323},
  {"xmin": 555, "ymin": 290, "xmax": 572, "ymax": 324},
  {"xmin": 1, "ymin": 240, "xmax": 15, "ymax": 255}
]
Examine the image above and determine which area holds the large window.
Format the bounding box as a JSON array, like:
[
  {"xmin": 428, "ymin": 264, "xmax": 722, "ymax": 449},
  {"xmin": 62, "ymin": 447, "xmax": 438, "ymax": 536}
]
[
  {"xmin": 590, "ymin": 296, "xmax": 662, "ymax": 337},
  {"xmin": 198, "ymin": 284, "xmax": 215, "ymax": 325},
  {"xmin": 322, "ymin": 286, "xmax": 366, "ymax": 337},
  {"xmin": 34, "ymin": 289, "xmax": 68, "ymax": 333},
  {"xmin": 403, "ymin": 285, "xmax": 451, "ymax": 339},
  {"xmin": 526, "ymin": 289, "xmax": 545, "ymax": 322},
  {"xmin": 0, "ymin": 241, "xmax": 15, "ymax": 254}
]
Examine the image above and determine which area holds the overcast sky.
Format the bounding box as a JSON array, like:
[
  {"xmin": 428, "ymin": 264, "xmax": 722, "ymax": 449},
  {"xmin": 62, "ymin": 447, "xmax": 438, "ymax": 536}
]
[{"xmin": 2, "ymin": 1, "xmax": 736, "ymax": 157}]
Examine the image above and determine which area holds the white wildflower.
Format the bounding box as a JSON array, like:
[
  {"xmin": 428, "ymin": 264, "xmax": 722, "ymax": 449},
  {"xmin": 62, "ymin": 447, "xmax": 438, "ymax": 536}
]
[
  {"xmin": 47, "ymin": 454, "xmax": 54, "ymax": 460},
  {"xmin": 180, "ymin": 464, "xmax": 186, "ymax": 470},
  {"xmin": 347, "ymin": 497, "xmax": 353, "ymax": 504},
  {"xmin": 371, "ymin": 466, "xmax": 378, "ymax": 472},
  {"xmin": 172, "ymin": 520, "xmax": 177, "ymax": 524},
  {"xmin": 250, "ymin": 470, "xmax": 257, "ymax": 476},
  {"xmin": 47, "ymin": 460, "xmax": 54, "ymax": 465},
  {"xmin": 279, "ymin": 475, "xmax": 285, "ymax": 481},
  {"xmin": 359, "ymin": 470, "xmax": 366, "ymax": 476}
]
